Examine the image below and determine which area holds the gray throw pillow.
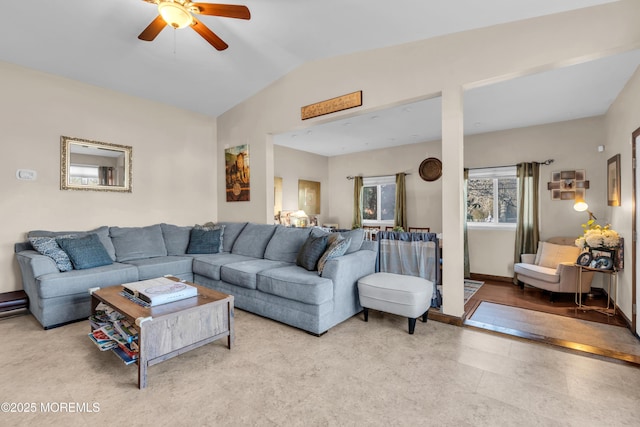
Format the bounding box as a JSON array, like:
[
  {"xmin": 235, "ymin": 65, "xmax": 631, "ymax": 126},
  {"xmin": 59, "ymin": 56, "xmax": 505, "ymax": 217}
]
[
  {"xmin": 194, "ymin": 223, "xmax": 225, "ymax": 253},
  {"xmin": 28, "ymin": 236, "xmax": 73, "ymax": 272},
  {"xmin": 56, "ymin": 234, "xmax": 113, "ymax": 270},
  {"xmin": 296, "ymin": 235, "xmax": 328, "ymax": 271},
  {"xmin": 187, "ymin": 227, "xmax": 223, "ymax": 254}
]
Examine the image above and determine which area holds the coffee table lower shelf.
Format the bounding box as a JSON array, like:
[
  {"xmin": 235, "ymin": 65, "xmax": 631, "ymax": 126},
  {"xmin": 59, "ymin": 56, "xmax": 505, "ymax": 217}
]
[{"xmin": 90, "ymin": 282, "xmax": 234, "ymax": 389}]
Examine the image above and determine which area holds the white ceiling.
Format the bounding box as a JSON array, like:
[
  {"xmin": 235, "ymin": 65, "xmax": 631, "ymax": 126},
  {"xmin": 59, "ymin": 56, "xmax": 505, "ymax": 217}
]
[
  {"xmin": 1, "ymin": 0, "xmax": 633, "ymax": 157},
  {"xmin": 275, "ymin": 48, "xmax": 640, "ymax": 156}
]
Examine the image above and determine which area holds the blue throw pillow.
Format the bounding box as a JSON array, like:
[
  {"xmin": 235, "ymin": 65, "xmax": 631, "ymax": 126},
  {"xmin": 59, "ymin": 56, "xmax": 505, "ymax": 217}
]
[
  {"xmin": 317, "ymin": 237, "xmax": 351, "ymax": 275},
  {"xmin": 187, "ymin": 227, "xmax": 223, "ymax": 254},
  {"xmin": 56, "ymin": 233, "xmax": 113, "ymax": 270},
  {"xmin": 296, "ymin": 234, "xmax": 328, "ymax": 271},
  {"xmin": 29, "ymin": 236, "xmax": 73, "ymax": 272}
]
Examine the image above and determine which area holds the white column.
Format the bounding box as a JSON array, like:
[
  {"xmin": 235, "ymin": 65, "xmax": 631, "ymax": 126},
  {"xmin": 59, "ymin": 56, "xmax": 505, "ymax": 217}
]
[{"xmin": 441, "ymin": 86, "xmax": 465, "ymax": 318}]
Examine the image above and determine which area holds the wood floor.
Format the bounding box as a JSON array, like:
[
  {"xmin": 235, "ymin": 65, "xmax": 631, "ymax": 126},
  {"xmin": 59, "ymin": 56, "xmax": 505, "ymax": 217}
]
[
  {"xmin": 462, "ymin": 279, "xmax": 640, "ymax": 365},
  {"xmin": 464, "ymin": 280, "xmax": 627, "ymax": 327}
]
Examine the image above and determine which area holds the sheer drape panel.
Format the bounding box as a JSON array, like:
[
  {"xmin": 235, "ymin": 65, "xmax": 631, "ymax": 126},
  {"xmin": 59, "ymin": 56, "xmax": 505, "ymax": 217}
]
[
  {"xmin": 394, "ymin": 173, "xmax": 407, "ymax": 231},
  {"xmin": 377, "ymin": 231, "xmax": 441, "ymax": 307},
  {"xmin": 513, "ymin": 162, "xmax": 540, "ymax": 284},
  {"xmin": 376, "ymin": 231, "xmax": 440, "ymax": 285},
  {"xmin": 352, "ymin": 176, "xmax": 363, "ymax": 229}
]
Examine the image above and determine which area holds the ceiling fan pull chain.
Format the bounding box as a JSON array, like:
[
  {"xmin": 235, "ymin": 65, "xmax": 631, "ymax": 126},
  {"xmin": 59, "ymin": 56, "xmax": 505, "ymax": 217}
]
[{"xmin": 173, "ymin": 28, "xmax": 177, "ymax": 55}]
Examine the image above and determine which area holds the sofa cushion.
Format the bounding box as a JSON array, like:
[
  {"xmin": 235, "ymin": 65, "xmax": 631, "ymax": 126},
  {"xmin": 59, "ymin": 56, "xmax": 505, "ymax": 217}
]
[
  {"xmin": 536, "ymin": 242, "xmax": 581, "ymax": 269},
  {"xmin": 110, "ymin": 224, "xmax": 168, "ymax": 262},
  {"xmin": 296, "ymin": 234, "xmax": 328, "ymax": 271},
  {"xmin": 264, "ymin": 226, "xmax": 311, "ymax": 263},
  {"xmin": 160, "ymin": 223, "xmax": 193, "ymax": 255},
  {"xmin": 28, "ymin": 226, "xmax": 116, "ymax": 261},
  {"xmin": 231, "ymin": 223, "xmax": 277, "ymax": 258},
  {"xmin": 192, "ymin": 253, "xmax": 255, "ymax": 281},
  {"xmin": 28, "ymin": 236, "xmax": 73, "ymax": 272},
  {"xmin": 123, "ymin": 256, "xmax": 194, "ymax": 281},
  {"xmin": 317, "ymin": 237, "xmax": 351, "ymax": 275},
  {"xmin": 56, "ymin": 233, "xmax": 114, "ymax": 270},
  {"xmin": 257, "ymin": 266, "xmax": 334, "ymax": 305},
  {"xmin": 36, "ymin": 263, "xmax": 139, "ymax": 299},
  {"xmin": 187, "ymin": 227, "xmax": 223, "ymax": 254},
  {"xmin": 220, "ymin": 259, "xmax": 290, "ymax": 290},
  {"xmin": 514, "ymin": 263, "xmax": 560, "ymax": 283},
  {"xmin": 217, "ymin": 222, "xmax": 248, "ymax": 252}
]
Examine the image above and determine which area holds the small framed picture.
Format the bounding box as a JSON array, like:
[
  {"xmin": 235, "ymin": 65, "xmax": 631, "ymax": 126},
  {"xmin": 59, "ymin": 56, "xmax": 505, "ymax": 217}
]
[
  {"xmin": 591, "ymin": 256, "xmax": 613, "ymax": 270},
  {"xmin": 576, "ymin": 252, "xmax": 592, "ymax": 267}
]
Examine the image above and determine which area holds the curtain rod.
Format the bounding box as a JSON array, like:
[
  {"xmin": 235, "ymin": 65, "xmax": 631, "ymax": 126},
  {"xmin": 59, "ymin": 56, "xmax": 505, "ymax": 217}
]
[
  {"xmin": 346, "ymin": 173, "xmax": 411, "ymax": 180},
  {"xmin": 475, "ymin": 159, "xmax": 555, "ymax": 169}
]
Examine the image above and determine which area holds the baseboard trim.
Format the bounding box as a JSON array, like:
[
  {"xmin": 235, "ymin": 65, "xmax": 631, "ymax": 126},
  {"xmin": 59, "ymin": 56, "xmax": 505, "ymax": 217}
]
[
  {"xmin": 470, "ymin": 273, "xmax": 512, "ymax": 283},
  {"xmin": 428, "ymin": 310, "xmax": 463, "ymax": 326}
]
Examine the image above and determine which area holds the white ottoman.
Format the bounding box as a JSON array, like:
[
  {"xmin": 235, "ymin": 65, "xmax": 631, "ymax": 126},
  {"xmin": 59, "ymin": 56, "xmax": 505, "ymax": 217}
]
[{"xmin": 357, "ymin": 272, "xmax": 434, "ymax": 334}]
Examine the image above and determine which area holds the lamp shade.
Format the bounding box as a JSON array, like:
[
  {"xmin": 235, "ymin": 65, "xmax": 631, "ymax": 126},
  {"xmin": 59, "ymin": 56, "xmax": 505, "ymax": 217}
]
[
  {"xmin": 158, "ymin": 2, "xmax": 193, "ymax": 29},
  {"xmin": 574, "ymin": 200, "xmax": 588, "ymax": 212}
]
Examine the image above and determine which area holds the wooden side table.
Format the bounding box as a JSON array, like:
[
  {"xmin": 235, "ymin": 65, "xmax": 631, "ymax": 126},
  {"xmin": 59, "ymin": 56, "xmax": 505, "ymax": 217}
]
[{"xmin": 575, "ymin": 264, "xmax": 618, "ymax": 316}]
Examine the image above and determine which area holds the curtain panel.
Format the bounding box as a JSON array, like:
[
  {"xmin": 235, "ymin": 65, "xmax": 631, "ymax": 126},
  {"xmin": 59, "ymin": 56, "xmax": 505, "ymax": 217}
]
[
  {"xmin": 394, "ymin": 173, "xmax": 407, "ymax": 231},
  {"xmin": 513, "ymin": 162, "xmax": 540, "ymax": 283},
  {"xmin": 352, "ymin": 176, "xmax": 363, "ymax": 229},
  {"xmin": 463, "ymin": 168, "xmax": 470, "ymax": 279}
]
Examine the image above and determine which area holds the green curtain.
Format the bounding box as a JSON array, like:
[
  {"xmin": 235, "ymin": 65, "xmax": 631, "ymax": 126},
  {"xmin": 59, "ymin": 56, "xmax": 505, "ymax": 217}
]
[
  {"xmin": 394, "ymin": 173, "xmax": 407, "ymax": 231},
  {"xmin": 464, "ymin": 168, "xmax": 470, "ymax": 279},
  {"xmin": 352, "ymin": 176, "xmax": 363, "ymax": 229},
  {"xmin": 513, "ymin": 162, "xmax": 540, "ymax": 284}
]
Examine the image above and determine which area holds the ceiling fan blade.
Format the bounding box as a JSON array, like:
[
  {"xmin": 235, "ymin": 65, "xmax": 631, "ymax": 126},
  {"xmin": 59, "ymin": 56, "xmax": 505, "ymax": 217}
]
[
  {"xmin": 192, "ymin": 3, "xmax": 251, "ymax": 20},
  {"xmin": 138, "ymin": 15, "xmax": 167, "ymax": 41},
  {"xmin": 191, "ymin": 17, "xmax": 228, "ymax": 50}
]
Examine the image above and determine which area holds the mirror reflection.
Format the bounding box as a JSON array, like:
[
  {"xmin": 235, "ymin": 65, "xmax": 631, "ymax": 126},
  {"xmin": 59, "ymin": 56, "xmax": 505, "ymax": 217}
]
[{"xmin": 60, "ymin": 136, "xmax": 132, "ymax": 192}]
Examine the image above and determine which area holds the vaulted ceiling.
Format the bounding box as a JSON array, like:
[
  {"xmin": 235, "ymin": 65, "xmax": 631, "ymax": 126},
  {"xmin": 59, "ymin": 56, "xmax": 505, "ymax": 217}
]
[{"xmin": 1, "ymin": 1, "xmax": 635, "ymax": 156}]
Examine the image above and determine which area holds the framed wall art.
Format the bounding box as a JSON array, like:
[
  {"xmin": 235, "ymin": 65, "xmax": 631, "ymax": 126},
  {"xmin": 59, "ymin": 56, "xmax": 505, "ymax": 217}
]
[
  {"xmin": 225, "ymin": 145, "xmax": 250, "ymax": 202},
  {"xmin": 607, "ymin": 154, "xmax": 621, "ymax": 206},
  {"xmin": 547, "ymin": 169, "xmax": 589, "ymax": 201}
]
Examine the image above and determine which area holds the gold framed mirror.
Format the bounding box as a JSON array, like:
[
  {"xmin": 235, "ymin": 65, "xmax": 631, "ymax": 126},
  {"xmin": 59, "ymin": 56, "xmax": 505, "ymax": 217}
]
[
  {"xmin": 298, "ymin": 179, "xmax": 321, "ymax": 215},
  {"xmin": 60, "ymin": 136, "xmax": 132, "ymax": 192}
]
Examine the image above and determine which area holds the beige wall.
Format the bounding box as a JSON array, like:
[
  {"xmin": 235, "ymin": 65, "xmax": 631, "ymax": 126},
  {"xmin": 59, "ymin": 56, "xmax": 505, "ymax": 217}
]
[
  {"xmin": 1, "ymin": 62, "xmax": 217, "ymax": 293},
  {"xmin": 604, "ymin": 65, "xmax": 640, "ymax": 331},
  {"xmin": 274, "ymin": 145, "xmax": 329, "ymax": 224},
  {"xmin": 466, "ymin": 117, "xmax": 608, "ymax": 277},
  {"xmin": 217, "ymin": 0, "xmax": 640, "ymax": 317},
  {"xmin": 275, "ymin": 115, "xmax": 607, "ymax": 279}
]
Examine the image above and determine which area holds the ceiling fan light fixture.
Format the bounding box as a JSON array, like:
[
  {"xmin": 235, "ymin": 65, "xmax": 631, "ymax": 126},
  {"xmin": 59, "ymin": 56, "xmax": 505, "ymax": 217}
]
[{"xmin": 158, "ymin": 1, "xmax": 193, "ymax": 29}]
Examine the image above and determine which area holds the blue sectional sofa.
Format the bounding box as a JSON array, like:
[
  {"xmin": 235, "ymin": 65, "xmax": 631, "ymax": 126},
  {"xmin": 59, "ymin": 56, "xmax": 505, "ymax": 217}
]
[{"xmin": 15, "ymin": 222, "xmax": 377, "ymax": 334}]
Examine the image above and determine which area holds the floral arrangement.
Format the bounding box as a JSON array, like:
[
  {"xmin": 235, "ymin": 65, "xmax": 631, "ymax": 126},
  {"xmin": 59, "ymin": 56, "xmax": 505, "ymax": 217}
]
[{"xmin": 575, "ymin": 219, "xmax": 620, "ymax": 250}]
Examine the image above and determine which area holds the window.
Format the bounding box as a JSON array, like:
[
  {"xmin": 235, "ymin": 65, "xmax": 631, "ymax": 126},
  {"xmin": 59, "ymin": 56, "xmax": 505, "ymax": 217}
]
[
  {"xmin": 362, "ymin": 176, "xmax": 396, "ymax": 224},
  {"xmin": 467, "ymin": 166, "xmax": 517, "ymax": 227}
]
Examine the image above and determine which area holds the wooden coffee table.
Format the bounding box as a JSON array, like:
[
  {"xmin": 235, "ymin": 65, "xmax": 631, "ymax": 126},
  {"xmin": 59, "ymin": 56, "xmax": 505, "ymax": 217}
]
[{"xmin": 90, "ymin": 279, "xmax": 234, "ymax": 389}]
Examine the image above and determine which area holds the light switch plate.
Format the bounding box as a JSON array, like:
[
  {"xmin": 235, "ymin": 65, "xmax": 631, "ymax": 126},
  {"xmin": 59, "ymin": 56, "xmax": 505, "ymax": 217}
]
[{"xmin": 16, "ymin": 169, "xmax": 37, "ymax": 181}]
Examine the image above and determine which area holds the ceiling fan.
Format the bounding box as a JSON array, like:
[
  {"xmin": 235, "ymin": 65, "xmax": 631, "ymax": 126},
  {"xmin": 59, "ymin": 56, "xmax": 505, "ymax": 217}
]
[{"xmin": 138, "ymin": 1, "xmax": 251, "ymax": 51}]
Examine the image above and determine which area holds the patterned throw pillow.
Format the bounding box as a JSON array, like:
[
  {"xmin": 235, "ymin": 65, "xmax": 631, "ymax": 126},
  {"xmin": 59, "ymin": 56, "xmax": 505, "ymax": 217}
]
[
  {"xmin": 317, "ymin": 237, "xmax": 352, "ymax": 275},
  {"xmin": 296, "ymin": 234, "xmax": 328, "ymax": 271},
  {"xmin": 28, "ymin": 236, "xmax": 73, "ymax": 272},
  {"xmin": 56, "ymin": 233, "xmax": 113, "ymax": 270}
]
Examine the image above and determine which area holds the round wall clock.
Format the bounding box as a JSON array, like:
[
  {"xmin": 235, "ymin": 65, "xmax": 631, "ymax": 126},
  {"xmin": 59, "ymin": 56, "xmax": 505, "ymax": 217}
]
[{"xmin": 419, "ymin": 157, "xmax": 442, "ymax": 181}]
